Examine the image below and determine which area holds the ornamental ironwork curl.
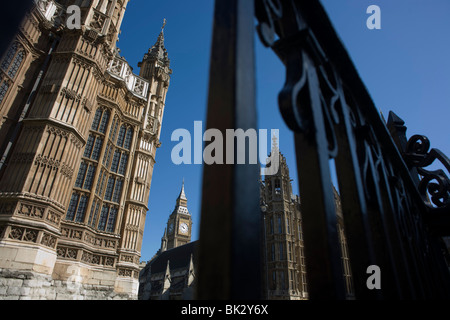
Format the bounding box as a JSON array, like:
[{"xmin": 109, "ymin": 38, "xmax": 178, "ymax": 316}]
[{"xmin": 405, "ymin": 134, "xmax": 450, "ymax": 210}]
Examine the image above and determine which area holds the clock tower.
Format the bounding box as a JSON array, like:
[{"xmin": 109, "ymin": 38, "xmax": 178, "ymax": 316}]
[{"xmin": 162, "ymin": 181, "xmax": 192, "ymax": 251}]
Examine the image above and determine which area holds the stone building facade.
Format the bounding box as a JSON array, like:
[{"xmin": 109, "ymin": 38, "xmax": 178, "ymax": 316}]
[
  {"xmin": 0, "ymin": 0, "xmax": 171, "ymax": 299},
  {"xmin": 260, "ymin": 143, "xmax": 353, "ymax": 300}
]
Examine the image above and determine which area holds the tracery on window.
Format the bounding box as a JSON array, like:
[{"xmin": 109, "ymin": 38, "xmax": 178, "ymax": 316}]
[{"xmin": 1, "ymin": 43, "xmax": 25, "ymax": 80}]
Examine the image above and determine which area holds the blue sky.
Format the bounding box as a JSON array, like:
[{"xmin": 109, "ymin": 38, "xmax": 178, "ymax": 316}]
[{"xmin": 117, "ymin": 0, "xmax": 450, "ymax": 262}]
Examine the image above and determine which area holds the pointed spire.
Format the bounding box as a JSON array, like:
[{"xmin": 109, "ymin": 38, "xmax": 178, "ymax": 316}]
[
  {"xmin": 175, "ymin": 179, "xmax": 189, "ymax": 213},
  {"xmin": 178, "ymin": 178, "xmax": 187, "ymax": 201},
  {"xmin": 146, "ymin": 18, "xmax": 170, "ymax": 66}
]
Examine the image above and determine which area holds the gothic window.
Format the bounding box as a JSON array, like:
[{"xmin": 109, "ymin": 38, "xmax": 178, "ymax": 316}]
[
  {"xmin": 302, "ymin": 273, "xmax": 307, "ymax": 293},
  {"xmin": 83, "ymin": 164, "xmax": 96, "ymax": 190},
  {"xmin": 271, "ymin": 271, "xmax": 276, "ymax": 290},
  {"xmin": 66, "ymin": 193, "xmax": 88, "ymax": 223},
  {"xmin": 91, "ymin": 108, "xmax": 102, "ymax": 131},
  {"xmin": 277, "ymin": 215, "xmax": 282, "ymax": 234},
  {"xmin": 298, "ymin": 223, "xmax": 303, "ymax": 241},
  {"xmin": 97, "ymin": 204, "xmax": 117, "ymax": 233},
  {"xmin": 274, "ymin": 179, "xmax": 281, "ymax": 195},
  {"xmin": 91, "ymin": 108, "xmax": 110, "ymax": 134},
  {"xmin": 288, "ymin": 242, "xmax": 292, "ymax": 261},
  {"xmin": 96, "ymin": 169, "xmax": 107, "ymax": 196},
  {"xmin": 75, "ymin": 195, "xmax": 88, "ymax": 223},
  {"xmin": 117, "ymin": 125, "xmax": 126, "ymax": 146},
  {"xmin": 1, "ymin": 43, "xmax": 24, "ymax": 80},
  {"xmin": 88, "ymin": 199, "xmax": 100, "ymax": 227},
  {"xmin": 102, "ymin": 143, "xmax": 113, "ymax": 168},
  {"xmin": 104, "ymin": 176, "xmax": 115, "ymax": 200},
  {"xmin": 84, "ymin": 135, "xmax": 104, "ymax": 160},
  {"xmin": 75, "ymin": 162, "xmax": 88, "ymax": 188},
  {"xmin": 110, "ymin": 150, "xmax": 121, "ymax": 173},
  {"xmin": 75, "ymin": 162, "xmax": 97, "ymax": 190},
  {"xmin": 1, "ymin": 43, "xmax": 17, "ymax": 71},
  {"xmin": 93, "ymin": 137, "xmax": 103, "ymax": 160},
  {"xmin": 116, "ymin": 125, "xmax": 133, "ymax": 149},
  {"xmin": 0, "ymin": 81, "xmax": 10, "ymax": 105},
  {"xmin": 84, "ymin": 135, "xmax": 95, "ymax": 158},
  {"xmin": 98, "ymin": 205, "xmax": 109, "ymax": 231},
  {"xmin": 289, "ymin": 270, "xmax": 294, "ymax": 290},
  {"xmin": 112, "ymin": 179, "xmax": 123, "ymax": 203},
  {"xmin": 279, "ymin": 242, "xmax": 284, "ymax": 260},
  {"xmin": 286, "ymin": 217, "xmax": 290, "ymax": 234},
  {"xmin": 300, "ymin": 246, "xmax": 305, "ymax": 266},
  {"xmin": 109, "ymin": 116, "xmax": 119, "ymax": 141},
  {"xmin": 7, "ymin": 51, "xmax": 24, "ymax": 79},
  {"xmin": 98, "ymin": 109, "xmax": 110, "ymax": 133},
  {"xmin": 66, "ymin": 193, "xmax": 80, "ymax": 221},
  {"xmin": 123, "ymin": 127, "xmax": 133, "ymax": 149},
  {"xmin": 280, "ymin": 271, "xmax": 286, "ymax": 290},
  {"xmin": 118, "ymin": 153, "xmax": 128, "ymax": 175},
  {"xmin": 106, "ymin": 206, "xmax": 118, "ymax": 232}
]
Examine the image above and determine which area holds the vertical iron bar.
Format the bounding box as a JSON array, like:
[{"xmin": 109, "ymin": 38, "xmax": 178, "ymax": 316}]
[
  {"xmin": 196, "ymin": 0, "xmax": 261, "ymax": 300},
  {"xmin": 291, "ymin": 51, "xmax": 346, "ymax": 300}
]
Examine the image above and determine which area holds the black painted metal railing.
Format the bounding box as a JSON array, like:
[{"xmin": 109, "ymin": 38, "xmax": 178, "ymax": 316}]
[{"xmin": 197, "ymin": 0, "xmax": 450, "ymax": 300}]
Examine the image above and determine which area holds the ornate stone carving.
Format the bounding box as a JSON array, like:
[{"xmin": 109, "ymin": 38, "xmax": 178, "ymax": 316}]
[
  {"xmin": 118, "ymin": 268, "xmax": 133, "ymax": 277},
  {"xmin": 17, "ymin": 203, "xmax": 45, "ymax": 219},
  {"xmin": 60, "ymin": 87, "xmax": 82, "ymax": 102},
  {"xmin": 56, "ymin": 246, "xmax": 78, "ymax": 260},
  {"xmin": 45, "ymin": 210, "xmax": 62, "ymax": 226},
  {"xmin": 8, "ymin": 227, "xmax": 24, "ymax": 241},
  {"xmin": 41, "ymin": 233, "xmax": 57, "ymax": 248},
  {"xmin": 23, "ymin": 229, "xmax": 38, "ymax": 242},
  {"xmin": 81, "ymin": 250, "xmax": 115, "ymax": 267}
]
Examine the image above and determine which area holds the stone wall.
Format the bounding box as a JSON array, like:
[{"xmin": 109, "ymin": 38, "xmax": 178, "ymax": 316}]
[{"xmin": 0, "ymin": 269, "xmax": 135, "ymax": 300}]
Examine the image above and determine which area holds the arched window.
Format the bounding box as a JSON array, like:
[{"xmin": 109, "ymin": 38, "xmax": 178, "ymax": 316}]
[
  {"xmin": 7, "ymin": 51, "xmax": 24, "ymax": 79},
  {"xmin": 1, "ymin": 43, "xmax": 25, "ymax": 80},
  {"xmin": 1, "ymin": 43, "xmax": 17, "ymax": 72},
  {"xmin": 0, "ymin": 81, "xmax": 10, "ymax": 105},
  {"xmin": 116, "ymin": 125, "xmax": 126, "ymax": 147},
  {"xmin": 65, "ymin": 192, "xmax": 88, "ymax": 223},
  {"xmin": 88, "ymin": 200, "xmax": 100, "ymax": 228},
  {"xmin": 116, "ymin": 124, "xmax": 133, "ymax": 149},
  {"xmin": 91, "ymin": 108, "xmax": 110, "ymax": 134},
  {"xmin": 83, "ymin": 134, "xmax": 103, "ymax": 161},
  {"xmin": 123, "ymin": 127, "xmax": 133, "ymax": 149},
  {"xmin": 109, "ymin": 116, "xmax": 119, "ymax": 141},
  {"xmin": 91, "ymin": 108, "xmax": 102, "ymax": 130},
  {"xmin": 98, "ymin": 109, "xmax": 110, "ymax": 133},
  {"xmin": 97, "ymin": 203, "xmax": 118, "ymax": 233},
  {"xmin": 66, "ymin": 193, "xmax": 79, "ymax": 221}
]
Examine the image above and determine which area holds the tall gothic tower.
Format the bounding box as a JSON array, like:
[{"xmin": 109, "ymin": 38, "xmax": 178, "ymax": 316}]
[
  {"xmin": 0, "ymin": 1, "xmax": 171, "ymax": 299},
  {"xmin": 260, "ymin": 139, "xmax": 353, "ymax": 300},
  {"xmin": 260, "ymin": 140, "xmax": 308, "ymax": 300},
  {"xmin": 161, "ymin": 181, "xmax": 193, "ymax": 252}
]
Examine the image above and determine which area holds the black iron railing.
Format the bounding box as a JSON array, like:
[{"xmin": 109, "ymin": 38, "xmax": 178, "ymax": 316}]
[{"xmin": 197, "ymin": 0, "xmax": 450, "ymax": 299}]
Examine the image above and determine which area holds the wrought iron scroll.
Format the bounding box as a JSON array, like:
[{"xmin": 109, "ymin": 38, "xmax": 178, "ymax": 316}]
[
  {"xmin": 255, "ymin": 0, "xmax": 450, "ymax": 299},
  {"xmin": 405, "ymin": 135, "xmax": 450, "ymax": 211}
]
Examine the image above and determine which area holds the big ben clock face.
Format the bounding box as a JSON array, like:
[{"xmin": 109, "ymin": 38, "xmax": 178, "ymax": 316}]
[{"xmin": 179, "ymin": 222, "xmax": 189, "ymax": 234}]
